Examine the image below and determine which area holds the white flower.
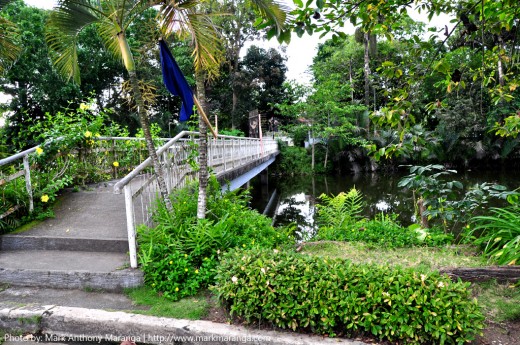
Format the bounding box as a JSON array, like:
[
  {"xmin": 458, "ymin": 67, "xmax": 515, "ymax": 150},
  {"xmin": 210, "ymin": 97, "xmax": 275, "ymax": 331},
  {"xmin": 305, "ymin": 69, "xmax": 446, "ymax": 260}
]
[
  {"xmin": 231, "ymin": 276, "xmax": 238, "ymax": 284},
  {"xmin": 273, "ymin": 249, "xmax": 279, "ymax": 253},
  {"xmin": 420, "ymin": 274, "xmax": 427, "ymax": 282},
  {"xmin": 261, "ymin": 268, "xmax": 266, "ymax": 274},
  {"xmin": 382, "ymin": 292, "xmax": 390, "ymax": 297},
  {"xmin": 437, "ymin": 281, "xmax": 445, "ymax": 288}
]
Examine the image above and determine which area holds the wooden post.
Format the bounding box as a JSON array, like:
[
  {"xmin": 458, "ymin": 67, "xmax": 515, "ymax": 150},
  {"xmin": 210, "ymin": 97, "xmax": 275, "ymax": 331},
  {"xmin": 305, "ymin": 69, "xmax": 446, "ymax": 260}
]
[{"xmin": 193, "ymin": 96, "xmax": 217, "ymax": 139}]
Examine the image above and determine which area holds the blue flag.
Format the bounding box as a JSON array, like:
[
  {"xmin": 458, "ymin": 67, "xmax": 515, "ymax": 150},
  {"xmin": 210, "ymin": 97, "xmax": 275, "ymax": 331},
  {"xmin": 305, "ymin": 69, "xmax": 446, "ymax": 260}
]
[{"xmin": 159, "ymin": 39, "xmax": 194, "ymax": 122}]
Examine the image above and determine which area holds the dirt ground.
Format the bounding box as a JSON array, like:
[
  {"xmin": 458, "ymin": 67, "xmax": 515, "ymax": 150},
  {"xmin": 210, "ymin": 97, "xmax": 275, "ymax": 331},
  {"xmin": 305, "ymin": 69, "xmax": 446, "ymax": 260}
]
[{"xmin": 475, "ymin": 320, "xmax": 520, "ymax": 345}]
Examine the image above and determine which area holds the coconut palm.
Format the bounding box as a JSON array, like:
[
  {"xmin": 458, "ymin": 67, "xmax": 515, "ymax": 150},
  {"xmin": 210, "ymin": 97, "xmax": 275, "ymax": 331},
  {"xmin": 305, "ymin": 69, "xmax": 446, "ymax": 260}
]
[
  {"xmin": 0, "ymin": 0, "xmax": 21, "ymax": 75},
  {"xmin": 46, "ymin": 0, "xmax": 288, "ymax": 217}
]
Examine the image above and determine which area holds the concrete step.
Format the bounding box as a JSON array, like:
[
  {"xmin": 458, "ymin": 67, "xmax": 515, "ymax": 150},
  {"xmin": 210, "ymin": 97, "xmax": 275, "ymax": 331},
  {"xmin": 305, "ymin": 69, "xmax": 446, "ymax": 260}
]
[
  {"xmin": 0, "ymin": 250, "xmax": 143, "ymax": 292},
  {"xmin": 0, "ymin": 235, "xmax": 128, "ymax": 253},
  {"xmin": 0, "ymin": 286, "xmax": 146, "ymax": 312}
]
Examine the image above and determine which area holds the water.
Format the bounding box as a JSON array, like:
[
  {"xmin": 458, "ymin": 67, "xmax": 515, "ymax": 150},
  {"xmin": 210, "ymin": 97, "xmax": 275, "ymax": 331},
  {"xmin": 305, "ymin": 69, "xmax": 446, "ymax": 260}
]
[{"xmin": 249, "ymin": 168, "xmax": 520, "ymax": 239}]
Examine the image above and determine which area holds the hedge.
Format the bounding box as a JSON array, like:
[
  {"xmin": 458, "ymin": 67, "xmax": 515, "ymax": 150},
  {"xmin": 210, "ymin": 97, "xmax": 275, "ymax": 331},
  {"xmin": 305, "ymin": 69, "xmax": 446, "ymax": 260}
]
[{"xmin": 214, "ymin": 248, "xmax": 484, "ymax": 344}]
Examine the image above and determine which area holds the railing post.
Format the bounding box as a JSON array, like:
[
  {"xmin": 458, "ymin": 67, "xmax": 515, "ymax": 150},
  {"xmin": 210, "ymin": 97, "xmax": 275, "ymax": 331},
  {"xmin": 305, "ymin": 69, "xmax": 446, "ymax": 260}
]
[
  {"xmin": 124, "ymin": 185, "xmax": 138, "ymax": 268},
  {"xmin": 22, "ymin": 155, "xmax": 34, "ymax": 213}
]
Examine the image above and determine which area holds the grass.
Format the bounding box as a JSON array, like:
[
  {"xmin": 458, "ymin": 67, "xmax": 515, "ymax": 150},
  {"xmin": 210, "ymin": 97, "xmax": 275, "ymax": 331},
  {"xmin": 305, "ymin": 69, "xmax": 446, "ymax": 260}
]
[
  {"xmin": 300, "ymin": 241, "xmax": 487, "ymax": 271},
  {"xmin": 471, "ymin": 280, "xmax": 520, "ymax": 322},
  {"xmin": 125, "ymin": 287, "xmax": 211, "ymax": 320}
]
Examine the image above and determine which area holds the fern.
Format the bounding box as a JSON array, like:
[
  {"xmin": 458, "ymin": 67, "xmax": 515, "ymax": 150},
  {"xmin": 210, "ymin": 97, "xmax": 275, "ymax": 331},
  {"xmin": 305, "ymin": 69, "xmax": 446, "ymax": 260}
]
[{"xmin": 317, "ymin": 188, "xmax": 365, "ymax": 229}]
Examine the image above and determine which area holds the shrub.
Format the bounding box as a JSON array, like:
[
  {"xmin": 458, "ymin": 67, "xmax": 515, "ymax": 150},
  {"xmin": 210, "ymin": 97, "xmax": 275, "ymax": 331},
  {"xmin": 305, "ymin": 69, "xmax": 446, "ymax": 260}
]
[
  {"xmin": 138, "ymin": 177, "xmax": 292, "ymax": 300},
  {"xmin": 315, "ymin": 190, "xmax": 453, "ymax": 248},
  {"xmin": 214, "ymin": 248, "xmax": 484, "ymax": 344}
]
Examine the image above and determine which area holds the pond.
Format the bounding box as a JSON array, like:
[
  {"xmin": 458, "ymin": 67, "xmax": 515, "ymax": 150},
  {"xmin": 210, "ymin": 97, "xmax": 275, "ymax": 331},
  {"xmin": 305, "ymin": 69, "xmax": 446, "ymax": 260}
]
[{"xmin": 248, "ymin": 168, "xmax": 520, "ymax": 240}]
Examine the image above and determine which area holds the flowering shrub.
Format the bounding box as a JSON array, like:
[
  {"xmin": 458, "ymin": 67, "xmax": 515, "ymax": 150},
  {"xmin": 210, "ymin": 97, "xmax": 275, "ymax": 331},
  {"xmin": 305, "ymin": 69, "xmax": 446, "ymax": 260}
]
[{"xmin": 214, "ymin": 248, "xmax": 484, "ymax": 344}]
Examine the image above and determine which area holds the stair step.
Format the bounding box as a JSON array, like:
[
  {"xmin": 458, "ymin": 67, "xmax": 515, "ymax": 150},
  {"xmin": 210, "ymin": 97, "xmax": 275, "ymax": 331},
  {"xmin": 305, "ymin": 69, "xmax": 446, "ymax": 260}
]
[
  {"xmin": 0, "ymin": 235, "xmax": 128, "ymax": 253},
  {"xmin": 0, "ymin": 250, "xmax": 142, "ymax": 292}
]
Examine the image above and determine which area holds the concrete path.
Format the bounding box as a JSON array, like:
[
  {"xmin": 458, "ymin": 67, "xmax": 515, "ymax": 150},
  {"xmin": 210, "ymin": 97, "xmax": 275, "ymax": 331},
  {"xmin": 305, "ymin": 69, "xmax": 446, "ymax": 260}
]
[
  {"xmin": 0, "ymin": 304, "xmax": 370, "ymax": 345},
  {"xmin": 0, "ymin": 181, "xmax": 143, "ymax": 291}
]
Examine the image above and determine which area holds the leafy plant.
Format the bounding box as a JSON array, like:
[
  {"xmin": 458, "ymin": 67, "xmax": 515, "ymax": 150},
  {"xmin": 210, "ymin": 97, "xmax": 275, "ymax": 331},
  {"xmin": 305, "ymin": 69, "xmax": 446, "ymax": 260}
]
[
  {"xmin": 214, "ymin": 248, "xmax": 485, "ymax": 344},
  {"xmin": 316, "ymin": 188, "xmax": 364, "ymax": 230},
  {"xmin": 468, "ymin": 199, "xmax": 520, "ymax": 265},
  {"xmin": 398, "ymin": 165, "xmax": 515, "ymax": 232},
  {"xmin": 138, "ymin": 177, "xmax": 293, "ymax": 300}
]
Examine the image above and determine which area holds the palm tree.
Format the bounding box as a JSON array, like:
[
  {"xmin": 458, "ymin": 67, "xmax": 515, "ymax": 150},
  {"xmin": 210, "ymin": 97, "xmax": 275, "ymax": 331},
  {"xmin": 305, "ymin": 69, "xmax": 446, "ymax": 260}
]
[
  {"xmin": 46, "ymin": 0, "xmax": 288, "ymax": 217},
  {"xmin": 0, "ymin": 0, "xmax": 21, "ymax": 75}
]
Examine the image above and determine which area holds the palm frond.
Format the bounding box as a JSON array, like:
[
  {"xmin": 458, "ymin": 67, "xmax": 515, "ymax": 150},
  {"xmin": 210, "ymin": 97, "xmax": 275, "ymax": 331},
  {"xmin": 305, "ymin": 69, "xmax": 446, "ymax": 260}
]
[
  {"xmin": 248, "ymin": 0, "xmax": 290, "ymax": 34},
  {"xmin": 0, "ymin": 16, "xmax": 20, "ymax": 75},
  {"xmin": 160, "ymin": 3, "xmax": 223, "ymax": 78},
  {"xmin": 45, "ymin": 0, "xmax": 104, "ymax": 84}
]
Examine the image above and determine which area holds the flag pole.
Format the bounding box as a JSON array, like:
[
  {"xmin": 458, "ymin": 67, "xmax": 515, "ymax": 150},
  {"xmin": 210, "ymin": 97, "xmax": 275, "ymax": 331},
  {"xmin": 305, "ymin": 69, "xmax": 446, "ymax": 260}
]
[{"xmin": 193, "ymin": 95, "xmax": 218, "ymax": 139}]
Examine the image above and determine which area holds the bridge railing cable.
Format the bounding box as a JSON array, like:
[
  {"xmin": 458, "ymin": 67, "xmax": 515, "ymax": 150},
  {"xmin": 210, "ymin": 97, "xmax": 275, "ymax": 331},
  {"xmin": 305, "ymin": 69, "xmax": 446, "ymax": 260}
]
[{"xmin": 114, "ymin": 131, "xmax": 278, "ymax": 268}]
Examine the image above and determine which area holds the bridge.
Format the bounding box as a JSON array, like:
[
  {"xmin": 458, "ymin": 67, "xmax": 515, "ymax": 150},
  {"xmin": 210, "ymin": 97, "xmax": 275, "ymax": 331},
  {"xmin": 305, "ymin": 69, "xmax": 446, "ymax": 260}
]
[{"xmin": 0, "ymin": 131, "xmax": 278, "ymax": 290}]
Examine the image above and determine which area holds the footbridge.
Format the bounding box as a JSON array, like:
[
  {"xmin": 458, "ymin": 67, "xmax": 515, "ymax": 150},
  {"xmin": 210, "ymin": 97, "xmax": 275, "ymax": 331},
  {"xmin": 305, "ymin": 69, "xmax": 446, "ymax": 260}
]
[{"xmin": 0, "ymin": 132, "xmax": 278, "ymax": 290}]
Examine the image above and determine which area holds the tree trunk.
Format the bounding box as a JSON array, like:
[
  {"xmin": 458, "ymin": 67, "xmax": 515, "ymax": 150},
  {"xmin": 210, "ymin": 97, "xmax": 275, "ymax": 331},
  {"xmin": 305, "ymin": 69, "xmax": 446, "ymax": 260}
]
[
  {"xmin": 363, "ymin": 32, "xmax": 371, "ymax": 132},
  {"xmin": 440, "ymin": 266, "xmax": 520, "ymax": 283},
  {"xmin": 195, "ymin": 71, "xmax": 208, "ymax": 220},
  {"xmin": 118, "ymin": 32, "xmax": 172, "ymax": 211},
  {"xmin": 497, "ymin": 36, "xmax": 505, "ymax": 87}
]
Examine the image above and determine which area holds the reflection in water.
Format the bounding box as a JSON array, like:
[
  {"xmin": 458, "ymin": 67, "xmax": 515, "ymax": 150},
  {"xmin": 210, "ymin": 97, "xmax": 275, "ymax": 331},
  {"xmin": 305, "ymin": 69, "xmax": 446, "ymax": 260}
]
[{"xmin": 249, "ymin": 169, "xmax": 520, "ymax": 237}]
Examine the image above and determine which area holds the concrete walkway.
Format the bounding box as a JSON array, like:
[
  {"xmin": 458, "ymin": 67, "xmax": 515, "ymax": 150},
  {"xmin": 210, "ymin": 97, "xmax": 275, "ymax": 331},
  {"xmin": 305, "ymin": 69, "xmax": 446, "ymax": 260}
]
[
  {"xmin": 0, "ymin": 304, "xmax": 369, "ymax": 345},
  {"xmin": 0, "ymin": 181, "xmax": 143, "ymax": 291}
]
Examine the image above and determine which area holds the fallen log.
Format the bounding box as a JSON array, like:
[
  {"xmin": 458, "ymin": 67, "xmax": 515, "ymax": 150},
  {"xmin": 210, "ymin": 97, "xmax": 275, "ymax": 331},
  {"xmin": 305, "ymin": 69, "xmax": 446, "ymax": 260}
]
[{"xmin": 439, "ymin": 266, "xmax": 520, "ymax": 283}]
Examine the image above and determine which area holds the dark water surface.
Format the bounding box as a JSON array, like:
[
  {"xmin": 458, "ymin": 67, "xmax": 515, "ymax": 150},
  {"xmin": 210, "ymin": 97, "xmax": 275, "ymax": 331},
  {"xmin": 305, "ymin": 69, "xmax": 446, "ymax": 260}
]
[{"xmin": 249, "ymin": 168, "xmax": 520, "ymax": 239}]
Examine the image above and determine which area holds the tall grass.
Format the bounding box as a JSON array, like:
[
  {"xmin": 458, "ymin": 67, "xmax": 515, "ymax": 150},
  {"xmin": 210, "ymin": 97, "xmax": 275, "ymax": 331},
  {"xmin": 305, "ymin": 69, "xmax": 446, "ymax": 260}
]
[{"xmin": 469, "ymin": 205, "xmax": 520, "ymax": 265}]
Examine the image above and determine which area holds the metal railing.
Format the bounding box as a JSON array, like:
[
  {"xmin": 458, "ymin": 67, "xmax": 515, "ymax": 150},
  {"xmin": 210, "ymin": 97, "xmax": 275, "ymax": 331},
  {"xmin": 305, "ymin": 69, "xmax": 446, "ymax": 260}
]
[
  {"xmin": 113, "ymin": 131, "xmax": 278, "ymax": 268},
  {"xmin": 0, "ymin": 136, "xmax": 166, "ymax": 226}
]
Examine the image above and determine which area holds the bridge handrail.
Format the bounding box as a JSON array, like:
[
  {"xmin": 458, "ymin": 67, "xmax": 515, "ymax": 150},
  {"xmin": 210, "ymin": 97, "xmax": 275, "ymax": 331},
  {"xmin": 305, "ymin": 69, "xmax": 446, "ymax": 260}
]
[
  {"xmin": 113, "ymin": 131, "xmax": 273, "ymax": 193},
  {"xmin": 113, "ymin": 130, "xmax": 197, "ymax": 193}
]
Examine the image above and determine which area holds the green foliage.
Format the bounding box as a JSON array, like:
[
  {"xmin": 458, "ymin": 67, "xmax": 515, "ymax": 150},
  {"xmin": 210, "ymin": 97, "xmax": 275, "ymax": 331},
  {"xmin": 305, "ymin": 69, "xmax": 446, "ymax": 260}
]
[
  {"xmin": 138, "ymin": 177, "xmax": 292, "ymax": 301},
  {"xmin": 218, "ymin": 128, "xmax": 245, "ymax": 137},
  {"xmin": 467, "ymin": 200, "xmax": 520, "ymax": 265},
  {"xmin": 315, "ymin": 188, "xmax": 452, "ymax": 248},
  {"xmin": 398, "ymin": 165, "xmax": 515, "ymax": 232},
  {"xmin": 316, "ymin": 188, "xmax": 364, "ymax": 229},
  {"xmin": 214, "ymin": 248, "xmax": 485, "ymax": 344},
  {"xmin": 272, "ymin": 144, "xmax": 311, "ymax": 175}
]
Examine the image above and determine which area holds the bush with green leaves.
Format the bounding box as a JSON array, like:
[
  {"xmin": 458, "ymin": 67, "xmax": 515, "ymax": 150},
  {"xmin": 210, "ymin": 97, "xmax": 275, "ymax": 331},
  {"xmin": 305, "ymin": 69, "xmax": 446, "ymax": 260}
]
[
  {"xmin": 138, "ymin": 177, "xmax": 293, "ymax": 301},
  {"xmin": 315, "ymin": 189, "xmax": 453, "ymax": 247},
  {"xmin": 398, "ymin": 164, "xmax": 515, "ymax": 232},
  {"xmin": 214, "ymin": 248, "xmax": 484, "ymax": 344},
  {"xmin": 467, "ymin": 197, "xmax": 520, "ymax": 265}
]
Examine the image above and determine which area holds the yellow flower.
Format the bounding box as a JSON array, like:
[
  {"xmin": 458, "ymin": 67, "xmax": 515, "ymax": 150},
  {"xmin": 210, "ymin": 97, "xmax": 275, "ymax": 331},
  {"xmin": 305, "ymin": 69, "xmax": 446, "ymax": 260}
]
[
  {"xmin": 184, "ymin": 268, "xmax": 188, "ymax": 272},
  {"xmin": 169, "ymin": 261, "xmax": 173, "ymax": 265},
  {"xmin": 79, "ymin": 103, "xmax": 90, "ymax": 110},
  {"xmin": 195, "ymin": 269, "xmax": 199, "ymax": 274},
  {"xmin": 35, "ymin": 147, "xmax": 43, "ymax": 155},
  {"xmin": 95, "ymin": 133, "xmax": 101, "ymax": 138},
  {"xmin": 113, "ymin": 161, "xmax": 119, "ymax": 167},
  {"xmin": 175, "ymin": 287, "xmax": 179, "ymax": 292},
  {"xmin": 184, "ymin": 254, "xmax": 188, "ymax": 258},
  {"xmin": 41, "ymin": 195, "xmax": 49, "ymax": 203},
  {"xmin": 84, "ymin": 131, "xmax": 92, "ymax": 138}
]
